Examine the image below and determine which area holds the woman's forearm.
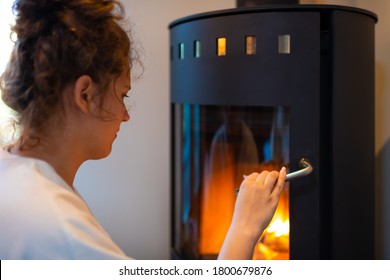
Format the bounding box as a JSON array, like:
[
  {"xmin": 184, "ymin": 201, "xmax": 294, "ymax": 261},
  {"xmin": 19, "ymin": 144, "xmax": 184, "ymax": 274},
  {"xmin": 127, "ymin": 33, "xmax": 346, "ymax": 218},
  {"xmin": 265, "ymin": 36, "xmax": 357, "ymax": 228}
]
[{"xmin": 218, "ymin": 167, "xmax": 286, "ymax": 260}]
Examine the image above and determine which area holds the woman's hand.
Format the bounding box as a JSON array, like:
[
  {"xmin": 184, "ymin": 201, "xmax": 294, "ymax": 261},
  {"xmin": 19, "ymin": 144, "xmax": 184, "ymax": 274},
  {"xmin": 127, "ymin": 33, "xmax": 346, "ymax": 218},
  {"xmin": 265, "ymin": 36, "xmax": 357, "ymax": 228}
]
[{"xmin": 218, "ymin": 167, "xmax": 287, "ymax": 260}]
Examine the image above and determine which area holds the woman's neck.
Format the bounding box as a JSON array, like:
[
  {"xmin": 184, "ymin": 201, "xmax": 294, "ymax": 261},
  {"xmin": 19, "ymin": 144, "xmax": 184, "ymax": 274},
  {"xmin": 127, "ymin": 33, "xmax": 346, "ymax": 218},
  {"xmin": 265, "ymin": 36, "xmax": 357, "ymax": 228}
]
[{"xmin": 9, "ymin": 135, "xmax": 85, "ymax": 188}]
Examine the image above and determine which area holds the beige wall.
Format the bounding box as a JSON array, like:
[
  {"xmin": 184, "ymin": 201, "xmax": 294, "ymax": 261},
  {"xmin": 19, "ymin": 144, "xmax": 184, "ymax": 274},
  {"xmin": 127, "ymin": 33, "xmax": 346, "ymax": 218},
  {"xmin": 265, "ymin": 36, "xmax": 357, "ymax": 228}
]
[{"xmin": 363, "ymin": 0, "xmax": 390, "ymax": 259}]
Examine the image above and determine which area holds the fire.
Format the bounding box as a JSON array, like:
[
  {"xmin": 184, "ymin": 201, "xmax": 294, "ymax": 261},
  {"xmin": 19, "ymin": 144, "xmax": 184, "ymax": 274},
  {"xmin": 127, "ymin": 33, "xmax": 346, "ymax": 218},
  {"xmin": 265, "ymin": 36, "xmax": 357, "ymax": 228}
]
[
  {"xmin": 199, "ymin": 153, "xmax": 290, "ymax": 259},
  {"xmin": 199, "ymin": 143, "xmax": 236, "ymax": 255},
  {"xmin": 198, "ymin": 117, "xmax": 289, "ymax": 259},
  {"xmin": 267, "ymin": 219, "xmax": 289, "ymax": 237},
  {"xmin": 253, "ymin": 184, "xmax": 290, "ymax": 260}
]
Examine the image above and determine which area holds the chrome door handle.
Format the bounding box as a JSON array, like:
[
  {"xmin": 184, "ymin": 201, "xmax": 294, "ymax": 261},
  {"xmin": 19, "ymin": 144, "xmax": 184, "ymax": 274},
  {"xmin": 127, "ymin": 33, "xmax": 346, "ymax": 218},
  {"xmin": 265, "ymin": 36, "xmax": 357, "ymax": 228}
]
[
  {"xmin": 235, "ymin": 158, "xmax": 313, "ymax": 195},
  {"xmin": 286, "ymin": 158, "xmax": 313, "ymax": 181}
]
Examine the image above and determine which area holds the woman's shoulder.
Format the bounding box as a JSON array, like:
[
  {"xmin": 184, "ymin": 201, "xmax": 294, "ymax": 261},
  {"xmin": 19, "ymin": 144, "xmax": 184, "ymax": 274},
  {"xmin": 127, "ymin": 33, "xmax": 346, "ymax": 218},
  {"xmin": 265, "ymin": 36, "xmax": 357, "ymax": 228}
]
[
  {"xmin": 0, "ymin": 149, "xmax": 130, "ymax": 259},
  {"xmin": 0, "ymin": 150, "xmax": 75, "ymax": 215}
]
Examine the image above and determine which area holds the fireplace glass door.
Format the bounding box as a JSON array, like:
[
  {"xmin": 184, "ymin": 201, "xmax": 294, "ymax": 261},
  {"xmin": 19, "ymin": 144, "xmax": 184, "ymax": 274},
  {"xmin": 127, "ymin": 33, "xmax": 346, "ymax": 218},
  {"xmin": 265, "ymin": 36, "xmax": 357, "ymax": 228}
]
[{"xmin": 172, "ymin": 104, "xmax": 290, "ymax": 259}]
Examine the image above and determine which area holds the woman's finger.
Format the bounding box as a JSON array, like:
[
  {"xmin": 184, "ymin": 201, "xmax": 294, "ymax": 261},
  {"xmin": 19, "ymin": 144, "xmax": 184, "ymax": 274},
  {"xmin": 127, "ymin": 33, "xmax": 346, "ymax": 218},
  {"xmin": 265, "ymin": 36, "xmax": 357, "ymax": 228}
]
[
  {"xmin": 255, "ymin": 170, "xmax": 269, "ymax": 185},
  {"xmin": 263, "ymin": 171, "xmax": 279, "ymax": 193},
  {"xmin": 272, "ymin": 166, "xmax": 287, "ymax": 196}
]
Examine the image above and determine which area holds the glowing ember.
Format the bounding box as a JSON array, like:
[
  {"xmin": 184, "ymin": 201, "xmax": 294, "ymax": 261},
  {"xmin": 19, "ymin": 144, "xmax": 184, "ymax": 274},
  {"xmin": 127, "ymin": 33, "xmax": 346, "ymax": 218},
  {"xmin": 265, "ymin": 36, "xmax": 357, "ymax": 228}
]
[{"xmin": 266, "ymin": 219, "xmax": 289, "ymax": 237}]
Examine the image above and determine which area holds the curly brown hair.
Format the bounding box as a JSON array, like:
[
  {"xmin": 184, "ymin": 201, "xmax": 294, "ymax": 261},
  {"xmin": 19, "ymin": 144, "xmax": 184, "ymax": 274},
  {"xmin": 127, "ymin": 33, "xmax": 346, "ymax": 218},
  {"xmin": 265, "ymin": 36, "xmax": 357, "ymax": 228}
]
[{"xmin": 0, "ymin": 0, "xmax": 136, "ymax": 147}]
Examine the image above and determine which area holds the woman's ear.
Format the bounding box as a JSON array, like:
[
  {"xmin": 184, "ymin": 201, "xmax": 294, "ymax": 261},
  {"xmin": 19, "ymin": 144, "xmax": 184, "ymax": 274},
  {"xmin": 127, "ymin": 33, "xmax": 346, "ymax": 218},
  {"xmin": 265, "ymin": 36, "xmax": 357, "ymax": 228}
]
[{"xmin": 73, "ymin": 75, "xmax": 94, "ymax": 113}]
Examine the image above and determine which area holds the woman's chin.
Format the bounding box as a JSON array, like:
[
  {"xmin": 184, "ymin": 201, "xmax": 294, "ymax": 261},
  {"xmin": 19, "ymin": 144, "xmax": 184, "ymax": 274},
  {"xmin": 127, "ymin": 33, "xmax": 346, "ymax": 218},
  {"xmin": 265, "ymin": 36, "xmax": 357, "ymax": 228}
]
[{"xmin": 90, "ymin": 146, "xmax": 113, "ymax": 160}]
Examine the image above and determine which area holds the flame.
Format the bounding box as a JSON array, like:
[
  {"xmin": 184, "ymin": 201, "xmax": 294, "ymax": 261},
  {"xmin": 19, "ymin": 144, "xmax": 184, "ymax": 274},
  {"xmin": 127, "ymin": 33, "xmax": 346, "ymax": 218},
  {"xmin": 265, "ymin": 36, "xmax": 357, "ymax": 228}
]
[
  {"xmin": 253, "ymin": 183, "xmax": 290, "ymax": 260},
  {"xmin": 266, "ymin": 219, "xmax": 289, "ymax": 237},
  {"xmin": 199, "ymin": 143, "xmax": 236, "ymax": 255},
  {"xmin": 199, "ymin": 130, "xmax": 290, "ymax": 259}
]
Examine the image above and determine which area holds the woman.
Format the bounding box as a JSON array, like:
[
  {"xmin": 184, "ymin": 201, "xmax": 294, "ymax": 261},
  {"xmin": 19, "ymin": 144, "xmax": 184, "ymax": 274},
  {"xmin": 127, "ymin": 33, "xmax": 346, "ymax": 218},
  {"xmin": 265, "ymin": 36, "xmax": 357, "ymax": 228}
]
[{"xmin": 0, "ymin": 0, "xmax": 286, "ymax": 259}]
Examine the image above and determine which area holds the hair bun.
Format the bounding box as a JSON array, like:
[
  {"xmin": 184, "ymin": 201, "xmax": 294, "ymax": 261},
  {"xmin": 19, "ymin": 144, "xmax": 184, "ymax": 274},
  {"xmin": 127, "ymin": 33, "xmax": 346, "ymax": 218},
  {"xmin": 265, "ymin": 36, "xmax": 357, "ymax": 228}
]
[
  {"xmin": 12, "ymin": 0, "xmax": 71, "ymax": 42},
  {"xmin": 13, "ymin": 0, "xmax": 66, "ymax": 20}
]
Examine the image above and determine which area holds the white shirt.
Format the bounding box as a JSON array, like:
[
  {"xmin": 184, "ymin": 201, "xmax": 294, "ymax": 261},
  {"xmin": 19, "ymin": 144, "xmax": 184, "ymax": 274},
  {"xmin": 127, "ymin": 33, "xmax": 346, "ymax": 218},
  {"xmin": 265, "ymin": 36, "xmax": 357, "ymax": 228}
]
[{"xmin": 0, "ymin": 149, "xmax": 131, "ymax": 259}]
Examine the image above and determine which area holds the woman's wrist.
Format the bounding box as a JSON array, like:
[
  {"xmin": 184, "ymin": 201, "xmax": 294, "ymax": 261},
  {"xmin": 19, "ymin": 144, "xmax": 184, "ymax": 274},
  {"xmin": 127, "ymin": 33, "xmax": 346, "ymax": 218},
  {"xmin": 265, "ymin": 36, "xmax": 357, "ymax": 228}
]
[
  {"xmin": 218, "ymin": 223, "xmax": 262, "ymax": 260},
  {"xmin": 230, "ymin": 213, "xmax": 267, "ymax": 241}
]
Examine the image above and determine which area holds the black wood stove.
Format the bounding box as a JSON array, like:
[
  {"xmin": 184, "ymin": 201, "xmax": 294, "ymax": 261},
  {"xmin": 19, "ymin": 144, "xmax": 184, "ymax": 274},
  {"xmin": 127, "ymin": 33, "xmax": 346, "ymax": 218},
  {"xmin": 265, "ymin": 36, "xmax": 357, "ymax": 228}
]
[{"xmin": 169, "ymin": 0, "xmax": 377, "ymax": 259}]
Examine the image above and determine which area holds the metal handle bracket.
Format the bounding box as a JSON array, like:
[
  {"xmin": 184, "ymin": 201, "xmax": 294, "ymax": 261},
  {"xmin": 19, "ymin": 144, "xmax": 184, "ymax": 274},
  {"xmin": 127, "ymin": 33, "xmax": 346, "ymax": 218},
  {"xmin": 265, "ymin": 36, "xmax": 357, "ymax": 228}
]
[{"xmin": 286, "ymin": 158, "xmax": 313, "ymax": 181}]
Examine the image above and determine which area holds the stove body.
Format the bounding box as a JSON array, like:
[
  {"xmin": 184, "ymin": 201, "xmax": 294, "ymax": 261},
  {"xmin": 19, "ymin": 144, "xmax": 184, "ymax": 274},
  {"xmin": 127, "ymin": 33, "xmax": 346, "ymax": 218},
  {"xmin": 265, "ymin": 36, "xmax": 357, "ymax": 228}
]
[{"xmin": 169, "ymin": 4, "xmax": 376, "ymax": 259}]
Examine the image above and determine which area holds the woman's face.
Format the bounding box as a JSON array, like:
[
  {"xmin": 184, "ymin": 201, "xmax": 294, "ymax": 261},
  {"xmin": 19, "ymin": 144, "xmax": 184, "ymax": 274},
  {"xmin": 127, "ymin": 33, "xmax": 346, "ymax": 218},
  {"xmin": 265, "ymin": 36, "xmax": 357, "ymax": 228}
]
[{"xmin": 87, "ymin": 69, "xmax": 131, "ymax": 159}]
